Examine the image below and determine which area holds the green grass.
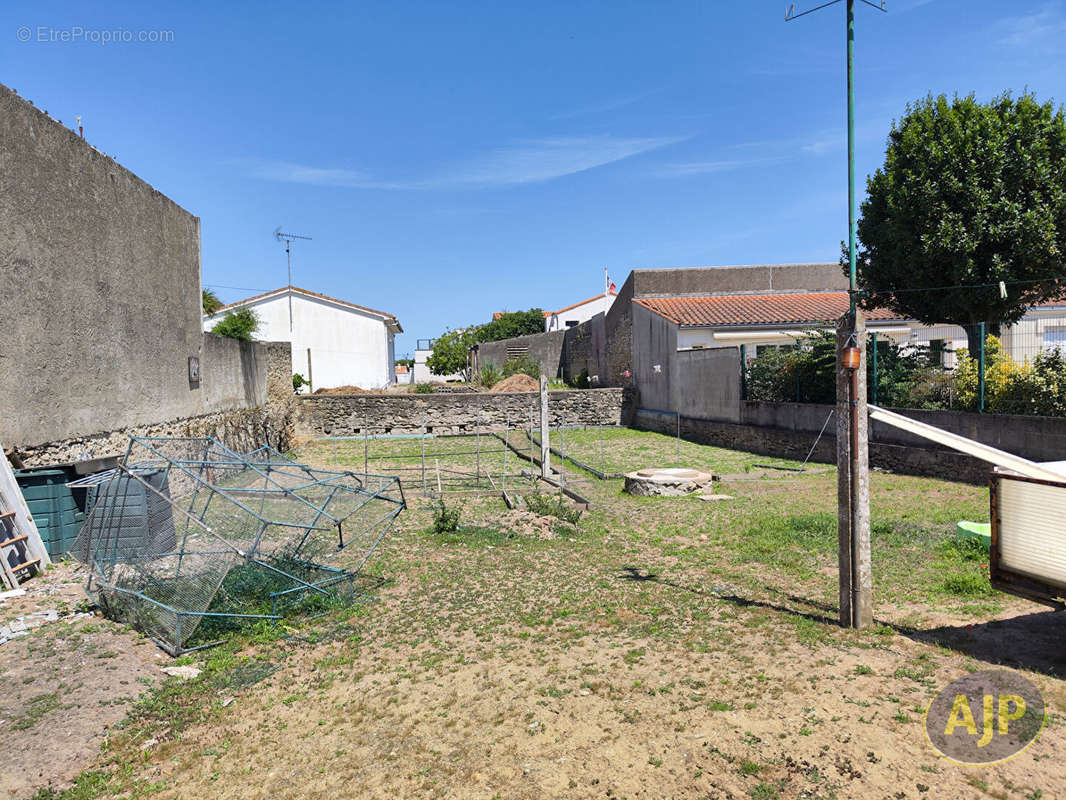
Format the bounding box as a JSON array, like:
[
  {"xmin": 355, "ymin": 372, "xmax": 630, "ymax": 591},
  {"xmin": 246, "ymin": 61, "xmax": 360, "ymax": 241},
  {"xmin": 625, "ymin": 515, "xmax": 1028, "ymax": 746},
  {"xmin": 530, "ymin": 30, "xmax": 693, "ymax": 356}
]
[{"xmin": 40, "ymin": 427, "xmax": 1009, "ymax": 800}]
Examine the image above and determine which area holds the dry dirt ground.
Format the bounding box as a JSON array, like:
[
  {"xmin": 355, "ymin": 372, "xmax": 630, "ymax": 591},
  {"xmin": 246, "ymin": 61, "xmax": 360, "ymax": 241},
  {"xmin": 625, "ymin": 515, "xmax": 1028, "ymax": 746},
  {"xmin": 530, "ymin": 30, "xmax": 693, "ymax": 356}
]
[
  {"xmin": 13, "ymin": 432, "xmax": 1066, "ymax": 800},
  {"xmin": 0, "ymin": 563, "xmax": 165, "ymax": 799}
]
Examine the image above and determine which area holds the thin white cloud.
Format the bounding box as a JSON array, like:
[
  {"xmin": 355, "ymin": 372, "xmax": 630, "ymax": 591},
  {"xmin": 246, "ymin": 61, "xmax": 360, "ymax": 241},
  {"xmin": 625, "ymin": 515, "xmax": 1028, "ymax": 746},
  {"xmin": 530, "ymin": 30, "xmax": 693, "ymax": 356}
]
[
  {"xmin": 998, "ymin": 2, "xmax": 1066, "ymax": 47},
  {"xmin": 432, "ymin": 135, "xmax": 686, "ymax": 187},
  {"xmin": 238, "ymin": 134, "xmax": 684, "ymax": 191},
  {"xmin": 653, "ymin": 156, "xmax": 785, "ymax": 177},
  {"xmin": 240, "ymin": 159, "xmax": 377, "ymax": 188}
]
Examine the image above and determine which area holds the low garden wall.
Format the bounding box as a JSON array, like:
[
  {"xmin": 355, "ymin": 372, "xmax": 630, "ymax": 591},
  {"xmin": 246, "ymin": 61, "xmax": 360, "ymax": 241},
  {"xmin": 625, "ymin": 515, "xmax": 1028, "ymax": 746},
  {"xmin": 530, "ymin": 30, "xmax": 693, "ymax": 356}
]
[
  {"xmin": 633, "ymin": 408, "xmax": 991, "ymax": 484},
  {"xmin": 633, "ymin": 399, "xmax": 1066, "ymax": 484},
  {"xmin": 296, "ymin": 388, "xmax": 634, "ymax": 437}
]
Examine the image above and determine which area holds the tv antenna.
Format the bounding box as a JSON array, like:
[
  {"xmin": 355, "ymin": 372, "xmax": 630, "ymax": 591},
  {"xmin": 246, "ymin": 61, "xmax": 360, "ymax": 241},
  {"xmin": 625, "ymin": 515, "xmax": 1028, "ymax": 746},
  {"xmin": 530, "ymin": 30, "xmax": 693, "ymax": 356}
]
[{"xmin": 274, "ymin": 228, "xmax": 312, "ymax": 332}]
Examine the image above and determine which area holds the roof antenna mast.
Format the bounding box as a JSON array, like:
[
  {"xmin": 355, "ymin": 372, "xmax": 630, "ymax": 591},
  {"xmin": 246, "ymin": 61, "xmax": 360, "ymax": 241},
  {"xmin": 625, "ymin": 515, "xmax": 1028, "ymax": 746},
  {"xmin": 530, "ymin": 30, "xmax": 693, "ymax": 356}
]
[{"xmin": 274, "ymin": 227, "xmax": 313, "ymax": 332}]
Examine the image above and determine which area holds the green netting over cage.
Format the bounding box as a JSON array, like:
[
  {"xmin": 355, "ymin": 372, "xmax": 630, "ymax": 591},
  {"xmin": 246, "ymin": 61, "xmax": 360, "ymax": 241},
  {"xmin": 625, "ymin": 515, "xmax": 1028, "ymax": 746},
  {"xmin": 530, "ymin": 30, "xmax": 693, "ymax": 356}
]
[{"xmin": 71, "ymin": 436, "xmax": 406, "ymax": 655}]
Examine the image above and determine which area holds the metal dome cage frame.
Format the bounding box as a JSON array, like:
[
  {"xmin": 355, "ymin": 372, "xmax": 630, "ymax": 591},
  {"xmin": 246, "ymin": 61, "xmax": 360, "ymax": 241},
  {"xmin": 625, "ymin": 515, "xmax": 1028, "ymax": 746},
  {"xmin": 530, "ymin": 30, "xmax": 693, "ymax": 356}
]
[{"xmin": 72, "ymin": 436, "xmax": 406, "ymax": 655}]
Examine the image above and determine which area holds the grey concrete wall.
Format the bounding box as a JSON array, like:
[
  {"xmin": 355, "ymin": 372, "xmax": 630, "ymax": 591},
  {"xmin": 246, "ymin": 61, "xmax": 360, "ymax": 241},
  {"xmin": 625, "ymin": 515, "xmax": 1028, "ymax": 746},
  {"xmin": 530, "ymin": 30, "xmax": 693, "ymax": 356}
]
[
  {"xmin": 199, "ymin": 334, "xmax": 267, "ymax": 410},
  {"xmin": 630, "ymin": 263, "xmax": 847, "ymax": 298},
  {"xmin": 743, "ymin": 401, "xmax": 1066, "ymax": 466},
  {"xmin": 474, "ymin": 330, "xmax": 567, "ymax": 378},
  {"xmin": 631, "ymin": 302, "xmax": 678, "ymax": 414},
  {"xmin": 676, "ymin": 348, "xmax": 742, "ymax": 423},
  {"xmin": 296, "ymin": 388, "xmax": 633, "ymax": 437},
  {"xmin": 14, "ymin": 342, "xmax": 295, "ymax": 466},
  {"xmin": 0, "ymin": 82, "xmax": 271, "ymax": 450},
  {"xmin": 560, "ymin": 312, "xmax": 608, "ymax": 384}
]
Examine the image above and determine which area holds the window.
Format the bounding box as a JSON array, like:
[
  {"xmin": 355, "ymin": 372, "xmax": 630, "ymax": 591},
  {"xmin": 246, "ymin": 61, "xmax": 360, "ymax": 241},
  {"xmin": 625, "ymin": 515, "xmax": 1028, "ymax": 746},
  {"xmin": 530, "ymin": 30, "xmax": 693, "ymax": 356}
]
[{"xmin": 565, "ymin": 320, "xmax": 579, "ymax": 328}]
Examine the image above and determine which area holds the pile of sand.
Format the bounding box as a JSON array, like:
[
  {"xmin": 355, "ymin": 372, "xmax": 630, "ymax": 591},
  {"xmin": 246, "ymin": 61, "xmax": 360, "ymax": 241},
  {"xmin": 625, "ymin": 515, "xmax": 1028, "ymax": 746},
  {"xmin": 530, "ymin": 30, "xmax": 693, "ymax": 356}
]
[
  {"xmin": 312, "ymin": 385, "xmax": 370, "ymax": 395},
  {"xmin": 490, "ymin": 374, "xmax": 539, "ymax": 393}
]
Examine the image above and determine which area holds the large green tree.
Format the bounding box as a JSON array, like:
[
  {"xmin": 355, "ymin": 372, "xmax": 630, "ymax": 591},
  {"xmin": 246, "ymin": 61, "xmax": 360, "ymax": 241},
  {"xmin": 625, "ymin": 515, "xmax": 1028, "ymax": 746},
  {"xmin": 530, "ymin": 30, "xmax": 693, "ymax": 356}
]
[
  {"xmin": 855, "ymin": 92, "xmax": 1066, "ymax": 351},
  {"xmin": 426, "ymin": 328, "xmax": 476, "ymax": 378},
  {"xmin": 475, "ymin": 309, "xmax": 545, "ymax": 343}
]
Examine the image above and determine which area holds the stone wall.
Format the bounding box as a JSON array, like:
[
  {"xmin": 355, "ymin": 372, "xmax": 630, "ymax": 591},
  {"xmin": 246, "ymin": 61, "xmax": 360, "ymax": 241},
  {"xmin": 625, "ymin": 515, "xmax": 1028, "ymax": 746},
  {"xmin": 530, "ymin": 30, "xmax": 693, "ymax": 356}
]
[{"xmin": 296, "ymin": 388, "xmax": 633, "ymax": 437}]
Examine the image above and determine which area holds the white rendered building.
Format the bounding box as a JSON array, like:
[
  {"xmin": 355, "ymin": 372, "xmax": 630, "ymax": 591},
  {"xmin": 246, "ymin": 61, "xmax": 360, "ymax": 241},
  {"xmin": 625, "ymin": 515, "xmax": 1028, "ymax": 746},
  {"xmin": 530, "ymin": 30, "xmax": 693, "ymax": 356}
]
[{"xmin": 203, "ymin": 286, "xmax": 402, "ymax": 390}]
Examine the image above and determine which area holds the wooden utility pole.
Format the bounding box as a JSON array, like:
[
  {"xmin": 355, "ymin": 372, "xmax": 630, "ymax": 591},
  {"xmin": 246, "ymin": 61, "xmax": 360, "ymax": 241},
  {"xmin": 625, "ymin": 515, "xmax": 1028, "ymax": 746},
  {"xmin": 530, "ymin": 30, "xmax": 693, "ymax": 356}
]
[
  {"xmin": 539, "ymin": 375, "xmax": 551, "ymax": 478},
  {"xmin": 836, "ymin": 312, "xmax": 872, "ymax": 628}
]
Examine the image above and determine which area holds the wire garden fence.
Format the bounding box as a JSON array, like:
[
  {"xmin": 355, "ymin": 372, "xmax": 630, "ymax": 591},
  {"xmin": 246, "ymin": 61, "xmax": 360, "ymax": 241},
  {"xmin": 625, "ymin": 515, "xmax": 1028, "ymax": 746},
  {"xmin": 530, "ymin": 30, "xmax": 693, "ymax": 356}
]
[{"xmin": 743, "ymin": 313, "xmax": 1066, "ymax": 416}]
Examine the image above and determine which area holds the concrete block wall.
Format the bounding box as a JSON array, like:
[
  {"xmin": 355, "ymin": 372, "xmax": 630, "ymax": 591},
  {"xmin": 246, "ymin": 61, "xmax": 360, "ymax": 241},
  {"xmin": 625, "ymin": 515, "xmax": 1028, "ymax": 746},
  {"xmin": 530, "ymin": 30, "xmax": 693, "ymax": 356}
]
[
  {"xmin": 295, "ymin": 388, "xmax": 633, "ymax": 437},
  {"xmin": 474, "ymin": 330, "xmax": 567, "ymax": 378}
]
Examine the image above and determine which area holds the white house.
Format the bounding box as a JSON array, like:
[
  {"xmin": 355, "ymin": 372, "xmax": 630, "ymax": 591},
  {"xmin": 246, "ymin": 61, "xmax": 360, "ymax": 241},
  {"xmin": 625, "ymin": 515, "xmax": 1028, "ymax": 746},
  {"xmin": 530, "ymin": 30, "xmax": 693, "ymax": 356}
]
[
  {"xmin": 203, "ymin": 286, "xmax": 402, "ymax": 390},
  {"xmin": 544, "ymin": 291, "xmax": 617, "ymax": 332}
]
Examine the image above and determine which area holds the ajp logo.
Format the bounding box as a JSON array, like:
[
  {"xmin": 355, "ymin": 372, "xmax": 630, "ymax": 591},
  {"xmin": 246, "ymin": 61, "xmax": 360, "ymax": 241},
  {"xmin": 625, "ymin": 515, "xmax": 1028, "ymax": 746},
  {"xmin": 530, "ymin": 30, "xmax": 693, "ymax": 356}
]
[{"xmin": 924, "ymin": 670, "xmax": 1045, "ymax": 765}]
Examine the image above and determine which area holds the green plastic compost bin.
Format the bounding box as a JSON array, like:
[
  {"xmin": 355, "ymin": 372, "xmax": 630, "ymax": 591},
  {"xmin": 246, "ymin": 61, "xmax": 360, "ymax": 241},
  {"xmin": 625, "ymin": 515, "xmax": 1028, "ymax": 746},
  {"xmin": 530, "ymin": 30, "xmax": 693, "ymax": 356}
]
[{"xmin": 14, "ymin": 467, "xmax": 86, "ymax": 557}]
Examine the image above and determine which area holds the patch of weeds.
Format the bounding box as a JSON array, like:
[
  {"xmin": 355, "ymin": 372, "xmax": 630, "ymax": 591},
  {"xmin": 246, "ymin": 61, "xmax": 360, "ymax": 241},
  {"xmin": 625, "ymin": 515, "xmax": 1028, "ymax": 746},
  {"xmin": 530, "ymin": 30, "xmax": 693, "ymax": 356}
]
[
  {"xmin": 749, "ymin": 782, "xmax": 781, "ymax": 800},
  {"xmin": 432, "ymin": 500, "xmax": 461, "ymax": 535},
  {"xmin": 523, "ymin": 492, "xmax": 582, "ymax": 525},
  {"xmin": 739, "ymin": 759, "xmax": 761, "ymax": 776},
  {"xmin": 854, "ymin": 665, "xmax": 873, "ymax": 675},
  {"xmin": 14, "ymin": 692, "xmax": 61, "ymax": 730},
  {"xmin": 938, "ymin": 570, "xmax": 995, "ymax": 598}
]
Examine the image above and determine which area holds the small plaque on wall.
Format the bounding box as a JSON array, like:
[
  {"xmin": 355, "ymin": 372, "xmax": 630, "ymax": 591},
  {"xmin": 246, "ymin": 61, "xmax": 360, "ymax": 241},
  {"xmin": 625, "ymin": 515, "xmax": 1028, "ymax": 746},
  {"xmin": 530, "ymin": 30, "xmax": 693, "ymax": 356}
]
[{"xmin": 188, "ymin": 356, "xmax": 200, "ymax": 384}]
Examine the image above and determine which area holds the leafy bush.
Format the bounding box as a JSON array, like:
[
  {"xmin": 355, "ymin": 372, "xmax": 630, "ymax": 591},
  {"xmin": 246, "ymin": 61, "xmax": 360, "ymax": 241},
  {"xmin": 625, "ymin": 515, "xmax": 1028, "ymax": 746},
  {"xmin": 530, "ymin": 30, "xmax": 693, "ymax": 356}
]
[
  {"xmin": 426, "ymin": 328, "xmax": 475, "ymax": 378},
  {"xmin": 432, "ymin": 500, "xmax": 461, "ymax": 535},
  {"xmin": 292, "ymin": 373, "xmax": 308, "ymax": 394},
  {"xmin": 210, "ymin": 308, "xmax": 259, "ymax": 341},
  {"xmin": 571, "ymin": 368, "xmax": 590, "ymax": 389},
  {"xmin": 743, "ymin": 330, "xmax": 1066, "ymax": 417},
  {"xmin": 503, "ymin": 354, "xmax": 541, "ymax": 379},
  {"xmin": 477, "ymin": 364, "xmax": 503, "ymax": 387},
  {"xmin": 523, "ymin": 492, "xmax": 582, "ymax": 525},
  {"xmin": 414, "ymin": 382, "xmax": 436, "ymax": 394}
]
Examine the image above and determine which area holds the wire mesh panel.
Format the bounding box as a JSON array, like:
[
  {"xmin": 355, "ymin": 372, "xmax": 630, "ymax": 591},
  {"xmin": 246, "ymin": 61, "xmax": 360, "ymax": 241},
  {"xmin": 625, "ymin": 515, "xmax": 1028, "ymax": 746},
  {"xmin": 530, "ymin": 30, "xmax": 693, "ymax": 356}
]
[
  {"xmin": 300, "ymin": 432, "xmax": 529, "ymax": 495},
  {"xmin": 72, "ymin": 437, "xmax": 405, "ymax": 654}
]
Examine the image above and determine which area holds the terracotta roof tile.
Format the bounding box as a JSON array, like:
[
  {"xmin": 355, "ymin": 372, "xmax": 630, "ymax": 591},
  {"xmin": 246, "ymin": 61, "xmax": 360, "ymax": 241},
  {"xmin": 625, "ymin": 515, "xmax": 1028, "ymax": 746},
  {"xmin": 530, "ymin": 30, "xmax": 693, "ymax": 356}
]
[{"xmin": 633, "ymin": 292, "xmax": 903, "ymax": 327}]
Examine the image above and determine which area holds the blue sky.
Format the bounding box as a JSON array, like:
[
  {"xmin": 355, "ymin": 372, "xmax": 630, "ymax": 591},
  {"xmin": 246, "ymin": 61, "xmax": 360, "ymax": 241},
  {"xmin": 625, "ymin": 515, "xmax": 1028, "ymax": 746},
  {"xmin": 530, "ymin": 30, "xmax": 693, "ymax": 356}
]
[{"xmin": 3, "ymin": 1, "xmax": 1065, "ymax": 356}]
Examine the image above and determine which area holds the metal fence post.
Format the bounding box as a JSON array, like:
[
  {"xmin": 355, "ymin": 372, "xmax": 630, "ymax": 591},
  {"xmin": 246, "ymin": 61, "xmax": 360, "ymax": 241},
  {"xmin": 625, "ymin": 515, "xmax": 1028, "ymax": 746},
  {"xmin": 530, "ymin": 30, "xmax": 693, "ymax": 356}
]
[
  {"xmin": 870, "ymin": 331, "xmax": 878, "ymax": 406},
  {"xmin": 978, "ymin": 322, "xmax": 986, "ymax": 413},
  {"xmin": 795, "ymin": 339, "xmax": 802, "ymax": 402},
  {"xmin": 739, "ymin": 344, "xmax": 747, "ymax": 401}
]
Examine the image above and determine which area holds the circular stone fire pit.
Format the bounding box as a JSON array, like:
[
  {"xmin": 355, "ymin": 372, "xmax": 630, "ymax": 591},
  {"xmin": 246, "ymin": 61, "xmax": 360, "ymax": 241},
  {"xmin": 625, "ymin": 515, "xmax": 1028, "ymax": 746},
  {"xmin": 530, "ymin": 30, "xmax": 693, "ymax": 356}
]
[{"xmin": 623, "ymin": 467, "xmax": 714, "ymax": 496}]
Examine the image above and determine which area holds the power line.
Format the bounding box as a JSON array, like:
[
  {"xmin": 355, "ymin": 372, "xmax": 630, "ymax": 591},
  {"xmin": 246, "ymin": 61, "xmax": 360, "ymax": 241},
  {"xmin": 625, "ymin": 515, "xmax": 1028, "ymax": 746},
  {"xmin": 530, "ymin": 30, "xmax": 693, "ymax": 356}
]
[{"xmin": 863, "ymin": 276, "xmax": 1066, "ymax": 299}]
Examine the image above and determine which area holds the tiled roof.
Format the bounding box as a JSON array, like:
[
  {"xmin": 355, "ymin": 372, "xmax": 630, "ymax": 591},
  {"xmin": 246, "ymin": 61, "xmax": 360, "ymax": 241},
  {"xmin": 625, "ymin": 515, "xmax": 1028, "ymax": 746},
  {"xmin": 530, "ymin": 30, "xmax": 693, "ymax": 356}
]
[
  {"xmin": 633, "ymin": 292, "xmax": 904, "ymax": 327},
  {"xmin": 211, "ymin": 285, "xmax": 402, "ymax": 331}
]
